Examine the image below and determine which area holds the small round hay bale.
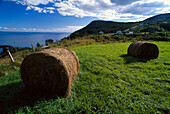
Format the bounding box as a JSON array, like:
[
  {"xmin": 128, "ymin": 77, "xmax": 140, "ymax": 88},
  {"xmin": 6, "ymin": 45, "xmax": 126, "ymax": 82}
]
[
  {"xmin": 127, "ymin": 41, "xmax": 159, "ymax": 59},
  {"xmin": 20, "ymin": 47, "xmax": 79, "ymax": 97}
]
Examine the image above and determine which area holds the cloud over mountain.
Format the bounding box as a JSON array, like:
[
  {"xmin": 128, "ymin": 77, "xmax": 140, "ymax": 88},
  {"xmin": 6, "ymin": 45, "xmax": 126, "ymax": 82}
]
[{"xmin": 5, "ymin": 0, "xmax": 170, "ymax": 21}]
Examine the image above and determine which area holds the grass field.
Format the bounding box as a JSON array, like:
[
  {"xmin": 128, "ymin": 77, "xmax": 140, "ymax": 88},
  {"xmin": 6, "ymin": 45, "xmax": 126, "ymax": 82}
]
[{"xmin": 0, "ymin": 42, "xmax": 169, "ymax": 113}]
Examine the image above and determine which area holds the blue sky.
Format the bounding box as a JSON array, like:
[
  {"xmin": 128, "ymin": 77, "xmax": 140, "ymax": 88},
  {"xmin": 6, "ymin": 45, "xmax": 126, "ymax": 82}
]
[{"xmin": 0, "ymin": 0, "xmax": 169, "ymax": 32}]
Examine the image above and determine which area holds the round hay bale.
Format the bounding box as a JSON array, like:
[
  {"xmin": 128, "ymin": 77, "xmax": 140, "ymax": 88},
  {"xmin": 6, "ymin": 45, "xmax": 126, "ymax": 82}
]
[
  {"xmin": 127, "ymin": 41, "xmax": 159, "ymax": 59},
  {"xmin": 20, "ymin": 47, "xmax": 79, "ymax": 97}
]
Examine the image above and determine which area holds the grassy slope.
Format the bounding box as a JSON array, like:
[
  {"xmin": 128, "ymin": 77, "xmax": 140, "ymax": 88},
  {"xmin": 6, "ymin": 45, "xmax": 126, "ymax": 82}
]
[{"xmin": 0, "ymin": 42, "xmax": 169, "ymax": 113}]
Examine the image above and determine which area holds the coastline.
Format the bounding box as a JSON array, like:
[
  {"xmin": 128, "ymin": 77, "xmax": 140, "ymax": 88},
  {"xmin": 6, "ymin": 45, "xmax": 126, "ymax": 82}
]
[{"xmin": 0, "ymin": 32, "xmax": 70, "ymax": 48}]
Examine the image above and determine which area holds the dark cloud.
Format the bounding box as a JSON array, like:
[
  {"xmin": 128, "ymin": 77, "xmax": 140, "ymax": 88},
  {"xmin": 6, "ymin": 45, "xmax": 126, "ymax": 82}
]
[
  {"xmin": 76, "ymin": 0, "xmax": 113, "ymax": 13},
  {"xmin": 138, "ymin": 2, "xmax": 165, "ymax": 7},
  {"xmin": 110, "ymin": 0, "xmax": 141, "ymax": 5},
  {"xmin": 118, "ymin": 1, "xmax": 166, "ymax": 15},
  {"xmin": 120, "ymin": 15, "xmax": 136, "ymax": 19},
  {"xmin": 80, "ymin": 4, "xmax": 101, "ymax": 12}
]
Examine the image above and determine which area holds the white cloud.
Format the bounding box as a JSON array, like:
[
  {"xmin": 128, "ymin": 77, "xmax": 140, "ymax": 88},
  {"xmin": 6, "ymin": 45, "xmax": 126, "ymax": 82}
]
[
  {"xmin": 7, "ymin": 0, "xmax": 170, "ymax": 21},
  {"xmin": 0, "ymin": 26, "xmax": 84, "ymax": 32},
  {"xmin": 52, "ymin": 26, "xmax": 84, "ymax": 32},
  {"xmin": 46, "ymin": 7, "xmax": 55, "ymax": 10},
  {"xmin": 49, "ymin": 10, "xmax": 54, "ymax": 13},
  {"xmin": 21, "ymin": 28, "xmax": 26, "ymax": 30},
  {"xmin": 6, "ymin": 0, "xmax": 57, "ymax": 14},
  {"xmin": 26, "ymin": 6, "xmax": 31, "ymax": 10},
  {"xmin": 43, "ymin": 9, "xmax": 47, "ymax": 13},
  {"xmin": 11, "ymin": 0, "xmax": 56, "ymax": 6},
  {"xmin": 31, "ymin": 6, "xmax": 43, "ymax": 13},
  {"xmin": 54, "ymin": 0, "xmax": 170, "ymax": 20}
]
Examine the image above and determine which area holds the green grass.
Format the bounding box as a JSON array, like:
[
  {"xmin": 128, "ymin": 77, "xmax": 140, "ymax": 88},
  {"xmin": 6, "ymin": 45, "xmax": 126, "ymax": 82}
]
[{"xmin": 0, "ymin": 42, "xmax": 169, "ymax": 113}]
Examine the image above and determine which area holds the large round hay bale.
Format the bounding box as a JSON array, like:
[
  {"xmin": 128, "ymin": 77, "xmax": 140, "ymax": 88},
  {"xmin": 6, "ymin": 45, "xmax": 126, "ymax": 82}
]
[
  {"xmin": 127, "ymin": 41, "xmax": 159, "ymax": 59},
  {"xmin": 20, "ymin": 47, "xmax": 79, "ymax": 97}
]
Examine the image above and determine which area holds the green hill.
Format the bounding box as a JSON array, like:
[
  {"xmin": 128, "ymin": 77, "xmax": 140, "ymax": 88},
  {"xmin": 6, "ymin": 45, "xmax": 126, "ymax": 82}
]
[
  {"xmin": 70, "ymin": 21, "xmax": 138, "ymax": 39},
  {"xmin": 143, "ymin": 13, "xmax": 170, "ymax": 22},
  {"xmin": 70, "ymin": 13, "xmax": 170, "ymax": 39}
]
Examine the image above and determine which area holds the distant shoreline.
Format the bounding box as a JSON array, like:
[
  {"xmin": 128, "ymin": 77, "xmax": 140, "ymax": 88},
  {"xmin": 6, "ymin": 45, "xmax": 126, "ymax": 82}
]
[
  {"xmin": 0, "ymin": 32, "xmax": 70, "ymax": 48},
  {"xmin": 0, "ymin": 31, "xmax": 71, "ymax": 34}
]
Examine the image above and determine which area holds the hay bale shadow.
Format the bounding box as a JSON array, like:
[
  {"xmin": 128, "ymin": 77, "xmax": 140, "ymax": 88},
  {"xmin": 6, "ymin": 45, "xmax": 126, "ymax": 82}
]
[
  {"xmin": 0, "ymin": 81, "xmax": 60, "ymax": 113},
  {"xmin": 120, "ymin": 54, "xmax": 149, "ymax": 64}
]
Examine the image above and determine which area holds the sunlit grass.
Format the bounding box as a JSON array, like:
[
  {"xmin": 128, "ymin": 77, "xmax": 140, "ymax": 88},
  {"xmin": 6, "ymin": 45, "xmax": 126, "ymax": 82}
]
[{"xmin": 0, "ymin": 41, "xmax": 169, "ymax": 113}]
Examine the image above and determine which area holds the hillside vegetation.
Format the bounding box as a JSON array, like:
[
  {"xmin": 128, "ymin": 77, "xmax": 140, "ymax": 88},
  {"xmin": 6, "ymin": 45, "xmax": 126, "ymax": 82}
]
[
  {"xmin": 0, "ymin": 42, "xmax": 169, "ymax": 113},
  {"xmin": 70, "ymin": 13, "xmax": 170, "ymax": 39},
  {"xmin": 70, "ymin": 21, "xmax": 138, "ymax": 38}
]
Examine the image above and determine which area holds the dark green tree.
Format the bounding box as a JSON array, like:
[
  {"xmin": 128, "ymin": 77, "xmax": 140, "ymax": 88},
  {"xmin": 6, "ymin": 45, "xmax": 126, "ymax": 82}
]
[
  {"xmin": 45, "ymin": 39, "xmax": 54, "ymax": 45},
  {"xmin": 37, "ymin": 42, "xmax": 40, "ymax": 47}
]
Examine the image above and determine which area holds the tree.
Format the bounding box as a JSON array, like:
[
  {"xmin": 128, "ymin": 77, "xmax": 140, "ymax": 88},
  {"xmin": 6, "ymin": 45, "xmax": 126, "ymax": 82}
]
[
  {"xmin": 45, "ymin": 39, "xmax": 54, "ymax": 45},
  {"xmin": 37, "ymin": 42, "xmax": 40, "ymax": 47}
]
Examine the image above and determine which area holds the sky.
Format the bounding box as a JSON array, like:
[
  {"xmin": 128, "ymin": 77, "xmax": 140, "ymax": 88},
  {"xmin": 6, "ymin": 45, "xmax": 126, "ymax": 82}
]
[{"xmin": 0, "ymin": 0, "xmax": 169, "ymax": 32}]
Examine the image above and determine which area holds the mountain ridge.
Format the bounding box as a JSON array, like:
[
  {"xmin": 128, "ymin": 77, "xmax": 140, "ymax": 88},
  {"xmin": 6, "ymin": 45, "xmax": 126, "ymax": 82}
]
[
  {"xmin": 70, "ymin": 13, "xmax": 170, "ymax": 39},
  {"xmin": 142, "ymin": 13, "xmax": 170, "ymax": 22}
]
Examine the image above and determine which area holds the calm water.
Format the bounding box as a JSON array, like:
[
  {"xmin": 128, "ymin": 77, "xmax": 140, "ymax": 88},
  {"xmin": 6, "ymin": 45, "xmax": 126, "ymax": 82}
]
[{"xmin": 0, "ymin": 32, "xmax": 70, "ymax": 47}]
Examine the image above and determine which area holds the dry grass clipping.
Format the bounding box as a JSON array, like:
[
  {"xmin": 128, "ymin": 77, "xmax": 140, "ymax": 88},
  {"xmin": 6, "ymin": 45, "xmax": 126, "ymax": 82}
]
[
  {"xmin": 128, "ymin": 41, "xmax": 159, "ymax": 59},
  {"xmin": 20, "ymin": 47, "xmax": 79, "ymax": 97}
]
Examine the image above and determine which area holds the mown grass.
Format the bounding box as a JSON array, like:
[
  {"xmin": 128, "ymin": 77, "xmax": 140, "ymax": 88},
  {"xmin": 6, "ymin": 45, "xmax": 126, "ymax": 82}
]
[{"xmin": 0, "ymin": 41, "xmax": 169, "ymax": 113}]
